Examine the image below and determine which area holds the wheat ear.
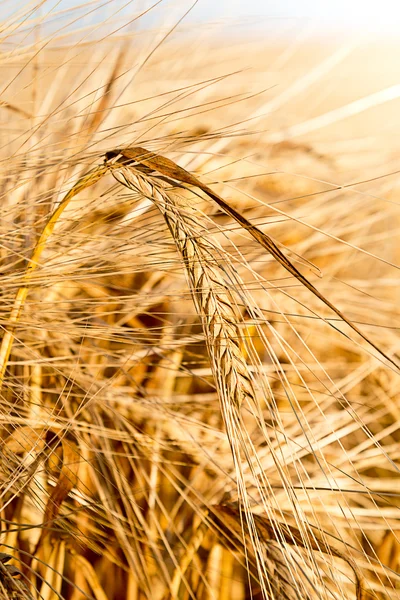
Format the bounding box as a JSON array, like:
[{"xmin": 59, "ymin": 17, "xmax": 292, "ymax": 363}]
[{"xmin": 108, "ymin": 160, "xmax": 255, "ymax": 411}]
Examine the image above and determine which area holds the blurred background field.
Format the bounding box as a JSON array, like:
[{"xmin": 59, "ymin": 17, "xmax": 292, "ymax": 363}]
[{"xmin": 0, "ymin": 2, "xmax": 399, "ymax": 599}]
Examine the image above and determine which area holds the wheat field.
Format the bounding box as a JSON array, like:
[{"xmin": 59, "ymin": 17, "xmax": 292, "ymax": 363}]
[{"xmin": 0, "ymin": 3, "xmax": 399, "ymax": 600}]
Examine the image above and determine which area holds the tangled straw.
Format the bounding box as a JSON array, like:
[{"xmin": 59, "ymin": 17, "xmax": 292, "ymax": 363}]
[{"xmin": 0, "ymin": 146, "xmax": 382, "ymax": 599}]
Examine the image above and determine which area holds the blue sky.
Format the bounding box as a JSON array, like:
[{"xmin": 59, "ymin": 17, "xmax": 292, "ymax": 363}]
[
  {"xmin": 4, "ymin": 1, "xmax": 400, "ymax": 36},
  {"xmin": 190, "ymin": 0, "xmax": 399, "ymax": 29}
]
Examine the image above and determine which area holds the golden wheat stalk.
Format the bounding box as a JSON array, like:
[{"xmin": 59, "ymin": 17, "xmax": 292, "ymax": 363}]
[
  {"xmin": 105, "ymin": 152, "xmax": 290, "ymax": 599},
  {"xmin": 105, "ymin": 149, "xmax": 368, "ymax": 599}
]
